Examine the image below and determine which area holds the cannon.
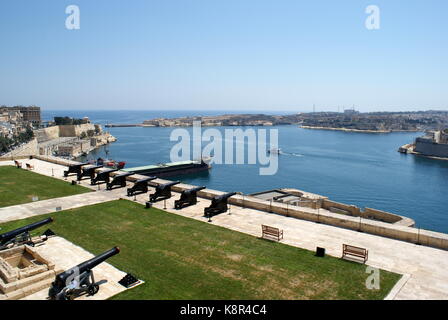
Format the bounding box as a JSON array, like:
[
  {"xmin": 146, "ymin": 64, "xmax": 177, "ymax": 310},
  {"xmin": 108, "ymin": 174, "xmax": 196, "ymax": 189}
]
[
  {"xmin": 77, "ymin": 165, "xmax": 103, "ymax": 181},
  {"xmin": 90, "ymin": 168, "xmax": 118, "ymax": 185},
  {"xmin": 174, "ymin": 186, "xmax": 206, "ymax": 209},
  {"xmin": 149, "ymin": 181, "xmax": 181, "ymax": 202},
  {"xmin": 63, "ymin": 162, "xmax": 89, "ymax": 177},
  {"xmin": 127, "ymin": 176, "xmax": 157, "ymax": 196},
  {"xmin": 106, "ymin": 172, "xmax": 134, "ymax": 190},
  {"xmin": 48, "ymin": 247, "xmax": 120, "ymax": 300},
  {"xmin": 204, "ymin": 192, "xmax": 237, "ymax": 218},
  {"xmin": 0, "ymin": 217, "xmax": 54, "ymax": 250}
]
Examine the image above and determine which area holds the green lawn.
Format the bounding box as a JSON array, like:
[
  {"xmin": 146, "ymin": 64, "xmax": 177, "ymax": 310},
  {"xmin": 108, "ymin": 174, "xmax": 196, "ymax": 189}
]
[
  {"xmin": 0, "ymin": 166, "xmax": 90, "ymax": 207},
  {"xmin": 0, "ymin": 199, "xmax": 401, "ymax": 300}
]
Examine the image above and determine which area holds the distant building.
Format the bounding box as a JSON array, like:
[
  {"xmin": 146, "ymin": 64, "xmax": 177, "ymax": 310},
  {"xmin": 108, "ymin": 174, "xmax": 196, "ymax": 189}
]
[
  {"xmin": 414, "ymin": 129, "xmax": 448, "ymax": 158},
  {"xmin": 343, "ymin": 109, "xmax": 359, "ymax": 115},
  {"xmin": 0, "ymin": 106, "xmax": 41, "ymax": 124}
]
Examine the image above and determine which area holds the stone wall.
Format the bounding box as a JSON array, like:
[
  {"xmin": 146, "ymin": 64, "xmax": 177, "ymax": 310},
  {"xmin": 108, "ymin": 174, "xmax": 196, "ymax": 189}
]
[
  {"xmin": 35, "ymin": 126, "xmax": 60, "ymax": 143},
  {"xmin": 322, "ymin": 199, "xmax": 361, "ymax": 216},
  {"xmin": 0, "ymin": 139, "xmax": 38, "ymax": 159},
  {"xmin": 58, "ymin": 123, "xmax": 96, "ymax": 137},
  {"xmin": 415, "ymin": 138, "xmax": 448, "ymax": 158},
  {"xmin": 36, "ymin": 124, "xmax": 97, "ymax": 142}
]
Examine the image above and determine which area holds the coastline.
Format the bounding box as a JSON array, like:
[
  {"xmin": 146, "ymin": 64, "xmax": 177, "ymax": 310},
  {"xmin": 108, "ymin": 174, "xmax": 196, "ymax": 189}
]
[{"xmin": 300, "ymin": 125, "xmax": 420, "ymax": 134}]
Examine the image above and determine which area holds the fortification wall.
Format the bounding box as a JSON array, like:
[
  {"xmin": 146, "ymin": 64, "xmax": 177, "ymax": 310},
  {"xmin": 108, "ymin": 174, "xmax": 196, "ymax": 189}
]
[
  {"xmin": 364, "ymin": 208, "xmax": 400, "ymax": 224},
  {"xmin": 415, "ymin": 139, "xmax": 448, "ymax": 158},
  {"xmin": 35, "ymin": 126, "xmax": 60, "ymax": 143},
  {"xmin": 59, "ymin": 123, "xmax": 96, "ymax": 137},
  {"xmin": 322, "ymin": 199, "xmax": 361, "ymax": 216},
  {"xmin": 0, "ymin": 139, "xmax": 38, "ymax": 159},
  {"xmin": 35, "ymin": 123, "xmax": 97, "ymax": 141}
]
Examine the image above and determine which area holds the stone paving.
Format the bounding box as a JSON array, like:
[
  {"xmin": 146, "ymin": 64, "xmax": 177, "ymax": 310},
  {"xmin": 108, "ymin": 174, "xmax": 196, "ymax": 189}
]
[{"xmin": 1, "ymin": 159, "xmax": 448, "ymax": 299}]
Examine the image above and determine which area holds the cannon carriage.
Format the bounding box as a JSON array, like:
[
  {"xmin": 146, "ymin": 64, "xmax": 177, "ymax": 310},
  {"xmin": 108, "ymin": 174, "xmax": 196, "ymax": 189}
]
[
  {"xmin": 149, "ymin": 181, "xmax": 180, "ymax": 202},
  {"xmin": 106, "ymin": 172, "xmax": 134, "ymax": 190},
  {"xmin": 90, "ymin": 168, "xmax": 118, "ymax": 185},
  {"xmin": 77, "ymin": 165, "xmax": 103, "ymax": 181},
  {"xmin": 174, "ymin": 186, "xmax": 206, "ymax": 209},
  {"xmin": 126, "ymin": 177, "xmax": 157, "ymax": 197},
  {"xmin": 0, "ymin": 217, "xmax": 54, "ymax": 250},
  {"xmin": 63, "ymin": 162, "xmax": 89, "ymax": 178},
  {"xmin": 204, "ymin": 192, "xmax": 237, "ymax": 218},
  {"xmin": 48, "ymin": 246, "xmax": 120, "ymax": 300}
]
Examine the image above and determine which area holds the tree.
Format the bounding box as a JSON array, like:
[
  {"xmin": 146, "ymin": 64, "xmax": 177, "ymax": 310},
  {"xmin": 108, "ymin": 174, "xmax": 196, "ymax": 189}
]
[{"xmin": 0, "ymin": 135, "xmax": 13, "ymax": 153}]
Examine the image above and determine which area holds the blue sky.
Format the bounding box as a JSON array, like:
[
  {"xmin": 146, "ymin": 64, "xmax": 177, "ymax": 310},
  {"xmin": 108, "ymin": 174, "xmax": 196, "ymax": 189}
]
[{"xmin": 0, "ymin": 0, "xmax": 447, "ymax": 112}]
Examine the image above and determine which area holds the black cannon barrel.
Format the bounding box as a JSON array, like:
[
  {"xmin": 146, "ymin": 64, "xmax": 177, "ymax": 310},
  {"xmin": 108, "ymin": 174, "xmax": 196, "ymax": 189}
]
[
  {"xmin": 158, "ymin": 181, "xmax": 181, "ymax": 189},
  {"xmin": 0, "ymin": 217, "xmax": 53, "ymax": 244},
  {"xmin": 214, "ymin": 192, "xmax": 237, "ymax": 201},
  {"xmin": 55, "ymin": 247, "xmax": 120, "ymax": 285},
  {"xmin": 183, "ymin": 186, "xmax": 206, "ymax": 195}
]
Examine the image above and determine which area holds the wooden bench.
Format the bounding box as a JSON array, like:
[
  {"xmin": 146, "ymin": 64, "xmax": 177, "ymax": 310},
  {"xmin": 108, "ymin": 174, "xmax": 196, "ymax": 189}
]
[
  {"xmin": 26, "ymin": 163, "xmax": 34, "ymax": 170},
  {"xmin": 14, "ymin": 160, "xmax": 22, "ymax": 168},
  {"xmin": 342, "ymin": 244, "xmax": 368, "ymax": 263},
  {"xmin": 261, "ymin": 225, "xmax": 283, "ymax": 242}
]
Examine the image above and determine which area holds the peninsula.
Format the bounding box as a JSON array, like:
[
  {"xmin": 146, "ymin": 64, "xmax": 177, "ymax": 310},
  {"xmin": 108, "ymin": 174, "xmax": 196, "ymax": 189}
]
[{"xmin": 105, "ymin": 110, "xmax": 448, "ymax": 132}]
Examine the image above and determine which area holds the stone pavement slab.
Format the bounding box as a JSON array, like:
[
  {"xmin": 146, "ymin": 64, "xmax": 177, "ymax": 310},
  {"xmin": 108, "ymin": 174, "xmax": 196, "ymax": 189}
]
[{"xmin": 0, "ymin": 191, "xmax": 120, "ymax": 223}]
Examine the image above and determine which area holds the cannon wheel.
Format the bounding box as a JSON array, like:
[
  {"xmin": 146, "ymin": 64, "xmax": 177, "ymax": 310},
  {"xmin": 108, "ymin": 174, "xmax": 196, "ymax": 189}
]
[{"xmin": 88, "ymin": 284, "xmax": 100, "ymax": 296}]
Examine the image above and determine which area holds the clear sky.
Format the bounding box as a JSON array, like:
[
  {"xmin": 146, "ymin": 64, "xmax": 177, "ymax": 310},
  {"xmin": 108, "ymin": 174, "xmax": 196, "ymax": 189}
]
[{"xmin": 0, "ymin": 0, "xmax": 447, "ymax": 112}]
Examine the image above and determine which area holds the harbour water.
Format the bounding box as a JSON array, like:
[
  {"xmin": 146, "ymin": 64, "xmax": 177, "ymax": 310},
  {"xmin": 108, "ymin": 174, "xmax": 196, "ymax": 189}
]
[{"xmin": 43, "ymin": 110, "xmax": 448, "ymax": 233}]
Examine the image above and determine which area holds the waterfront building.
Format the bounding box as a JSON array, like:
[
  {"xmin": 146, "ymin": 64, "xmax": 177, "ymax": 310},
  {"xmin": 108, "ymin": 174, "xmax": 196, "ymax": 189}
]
[
  {"xmin": 414, "ymin": 129, "xmax": 448, "ymax": 158},
  {"xmin": 0, "ymin": 106, "xmax": 41, "ymax": 125}
]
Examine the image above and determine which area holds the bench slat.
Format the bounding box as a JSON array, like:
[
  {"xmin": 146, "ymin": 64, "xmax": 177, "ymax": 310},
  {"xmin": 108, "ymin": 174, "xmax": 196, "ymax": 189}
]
[
  {"xmin": 342, "ymin": 244, "xmax": 368, "ymax": 263},
  {"xmin": 261, "ymin": 225, "xmax": 283, "ymax": 242}
]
